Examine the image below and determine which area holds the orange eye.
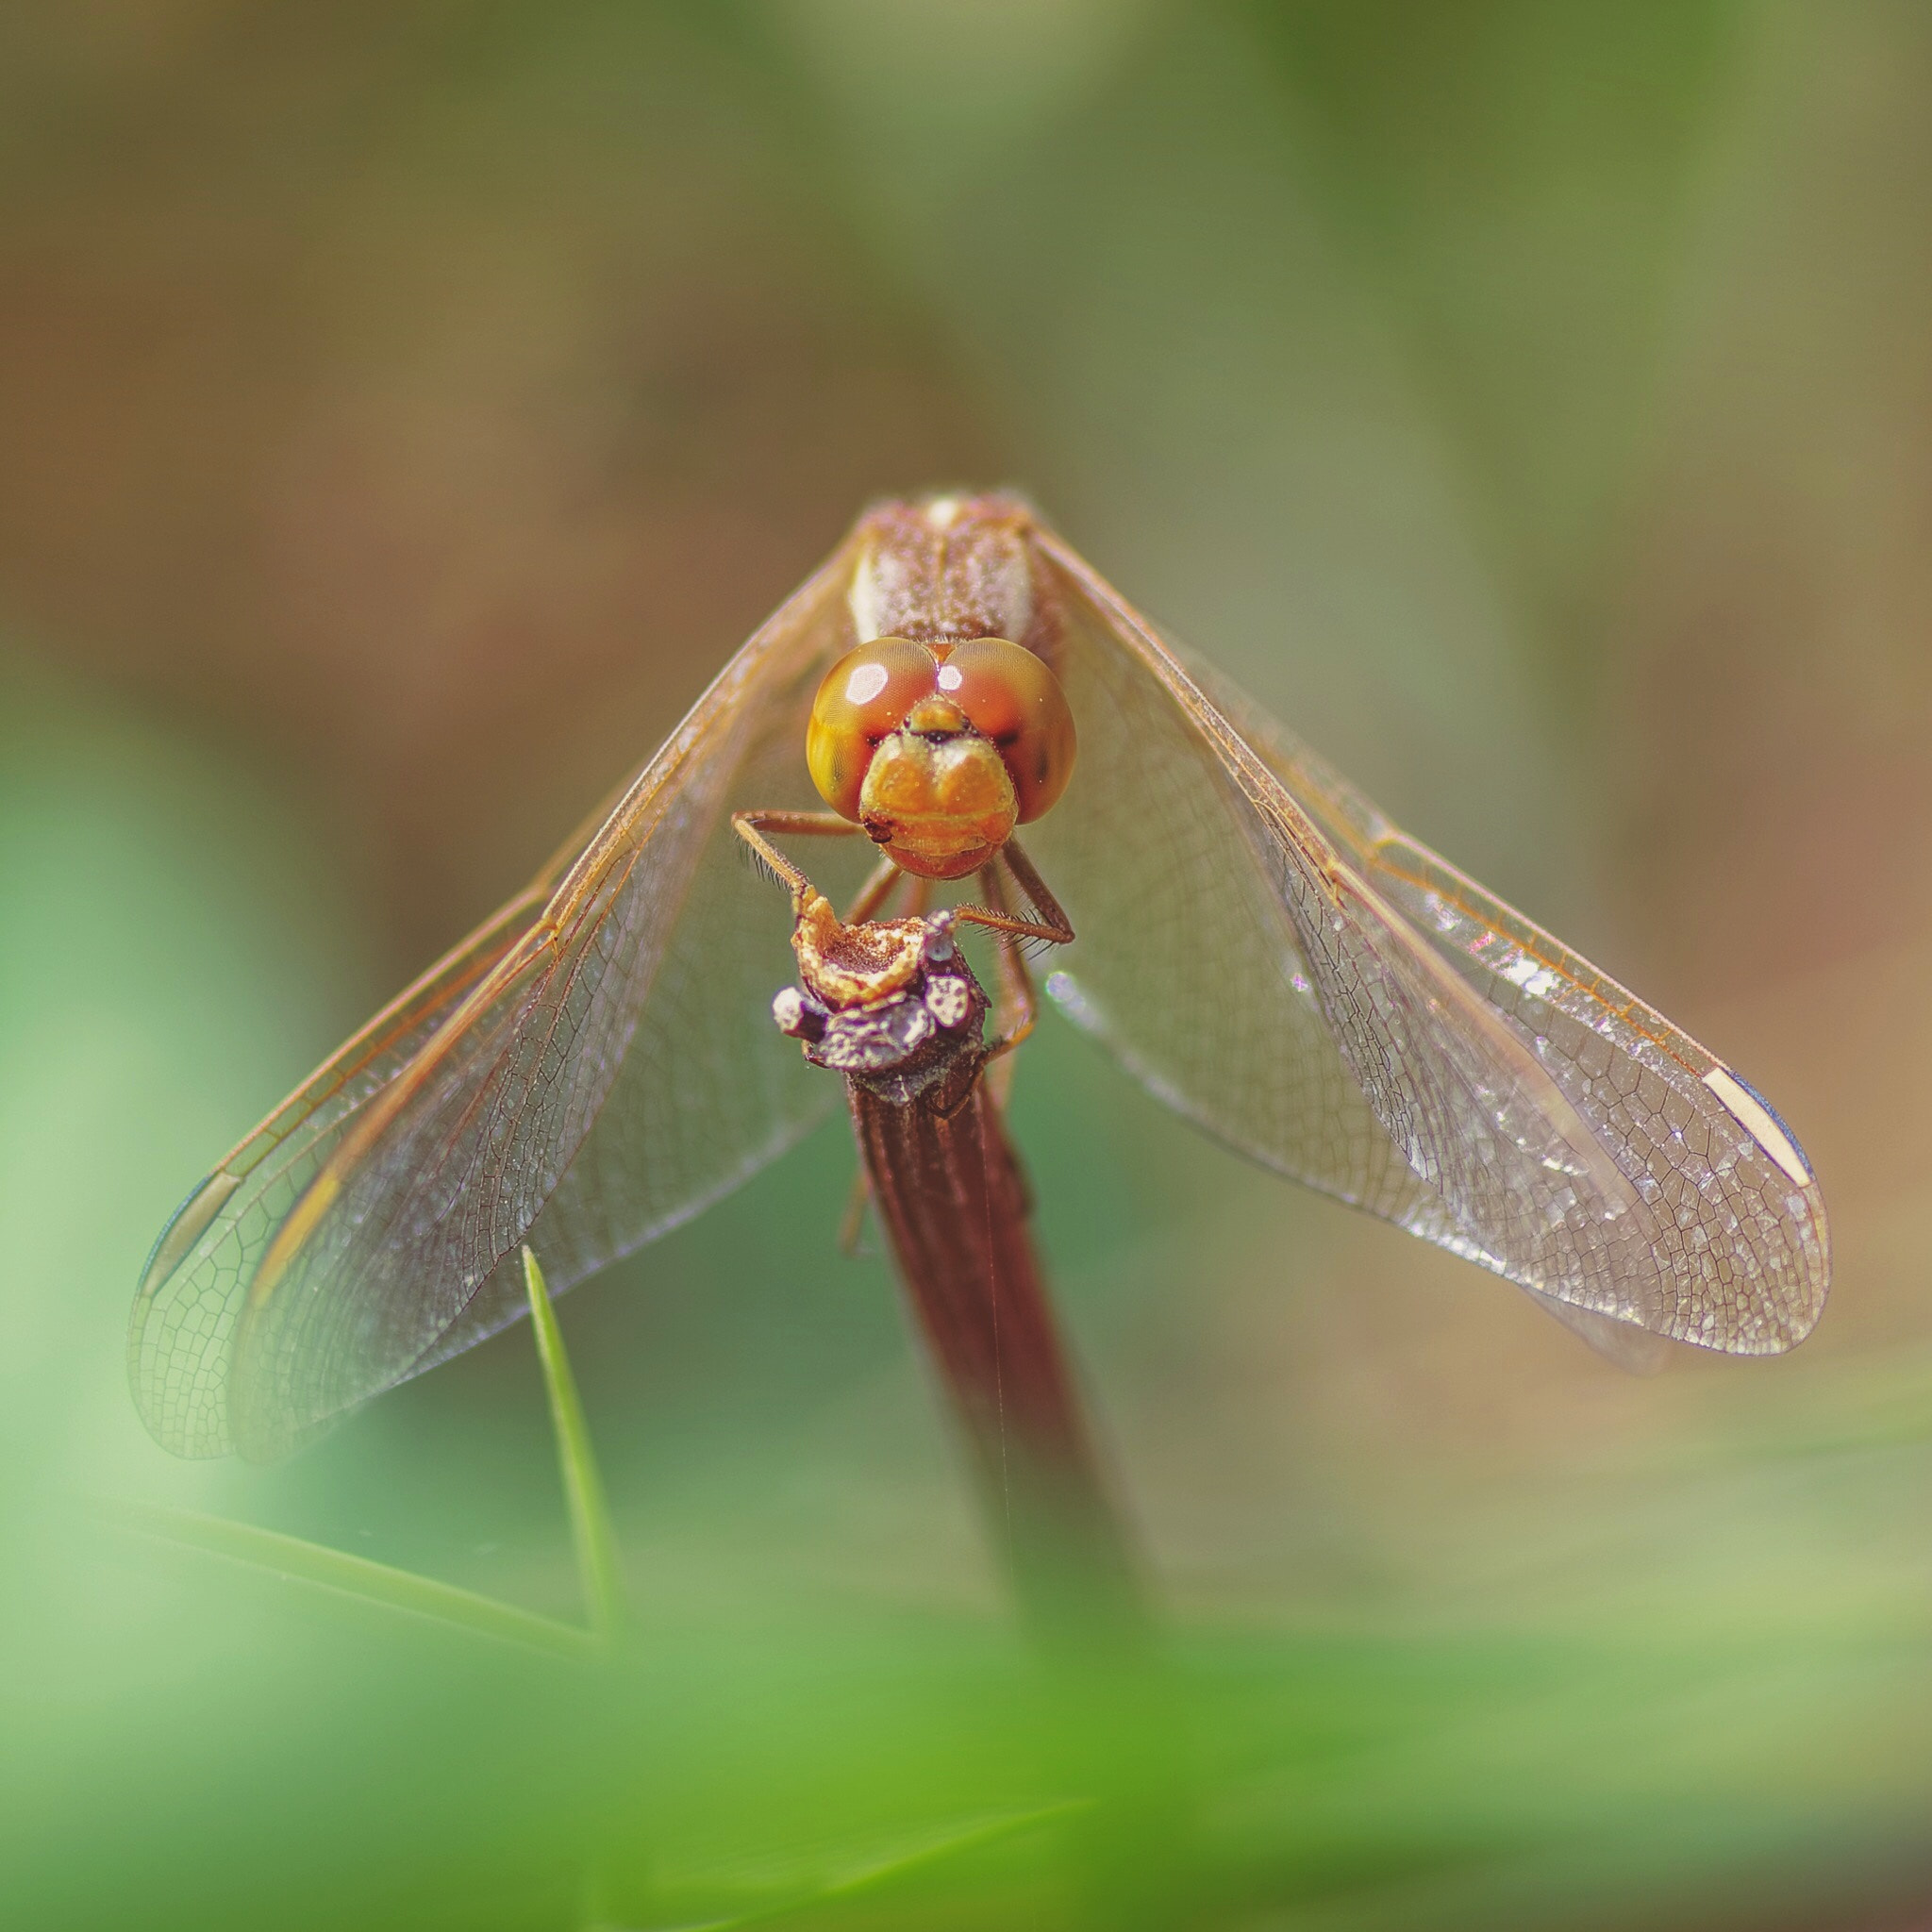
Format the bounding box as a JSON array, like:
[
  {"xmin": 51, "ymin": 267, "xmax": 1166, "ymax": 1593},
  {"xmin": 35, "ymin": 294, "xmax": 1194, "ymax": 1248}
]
[
  {"xmin": 806, "ymin": 638, "xmax": 941, "ymax": 819},
  {"xmin": 937, "ymin": 638, "xmax": 1077, "ymax": 823}
]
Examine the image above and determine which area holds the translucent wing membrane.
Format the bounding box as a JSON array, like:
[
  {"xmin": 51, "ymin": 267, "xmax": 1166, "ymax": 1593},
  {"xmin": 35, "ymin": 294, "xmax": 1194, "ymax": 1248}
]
[
  {"xmin": 129, "ymin": 890, "xmax": 553, "ymax": 1457},
  {"xmin": 131, "ymin": 548, "xmax": 859, "ymax": 1457},
  {"xmin": 1033, "ymin": 533, "xmax": 1828, "ymax": 1358},
  {"xmin": 133, "ymin": 498, "xmax": 1829, "ymax": 1462}
]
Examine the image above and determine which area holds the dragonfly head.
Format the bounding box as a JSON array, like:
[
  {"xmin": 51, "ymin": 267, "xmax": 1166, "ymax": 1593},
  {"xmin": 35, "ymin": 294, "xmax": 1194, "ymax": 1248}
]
[{"xmin": 807, "ymin": 635, "xmax": 1075, "ymax": 882}]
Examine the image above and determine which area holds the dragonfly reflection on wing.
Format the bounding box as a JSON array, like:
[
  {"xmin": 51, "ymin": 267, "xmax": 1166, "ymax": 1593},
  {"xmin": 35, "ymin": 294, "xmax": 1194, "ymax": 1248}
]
[{"xmin": 129, "ymin": 492, "xmax": 1829, "ymax": 1460}]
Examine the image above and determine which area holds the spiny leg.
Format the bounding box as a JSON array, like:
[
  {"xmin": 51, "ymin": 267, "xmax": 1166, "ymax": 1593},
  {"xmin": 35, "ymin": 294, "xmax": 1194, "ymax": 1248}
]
[
  {"xmin": 979, "ymin": 862, "xmax": 1042, "ymax": 1061},
  {"xmin": 978, "ymin": 841, "xmax": 1074, "ymax": 1112},
  {"xmin": 976, "ymin": 868, "xmax": 1032, "ymax": 1110},
  {"xmin": 732, "ymin": 808, "xmax": 868, "ymax": 914},
  {"xmin": 843, "ymin": 853, "xmax": 903, "ymax": 925},
  {"xmin": 949, "ymin": 836, "xmax": 1075, "ymax": 949}
]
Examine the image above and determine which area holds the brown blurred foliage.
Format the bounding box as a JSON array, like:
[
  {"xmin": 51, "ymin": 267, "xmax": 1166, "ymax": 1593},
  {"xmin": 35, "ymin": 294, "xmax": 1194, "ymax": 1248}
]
[{"xmin": 0, "ymin": 5, "xmax": 1001, "ymax": 958}]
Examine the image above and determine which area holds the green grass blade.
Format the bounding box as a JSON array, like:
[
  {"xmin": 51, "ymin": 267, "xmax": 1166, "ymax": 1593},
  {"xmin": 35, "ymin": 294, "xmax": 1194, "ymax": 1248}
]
[
  {"xmin": 524, "ymin": 1245, "xmax": 625, "ymax": 1642},
  {"xmin": 696, "ymin": 1804, "xmax": 1088, "ymax": 1930},
  {"xmin": 93, "ymin": 1495, "xmax": 600, "ymax": 1661}
]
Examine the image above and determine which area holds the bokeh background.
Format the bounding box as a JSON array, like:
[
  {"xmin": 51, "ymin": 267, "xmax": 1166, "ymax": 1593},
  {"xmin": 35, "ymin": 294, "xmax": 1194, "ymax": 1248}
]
[{"xmin": 5, "ymin": 4, "xmax": 1932, "ymax": 1926}]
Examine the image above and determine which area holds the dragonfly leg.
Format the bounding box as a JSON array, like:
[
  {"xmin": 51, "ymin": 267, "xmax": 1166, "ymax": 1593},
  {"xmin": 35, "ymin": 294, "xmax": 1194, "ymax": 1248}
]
[
  {"xmin": 732, "ymin": 809, "xmax": 869, "ymax": 912},
  {"xmin": 843, "ymin": 853, "xmax": 904, "ymax": 924},
  {"xmin": 977, "ymin": 863, "xmax": 1041, "ymax": 1079},
  {"xmin": 837, "ymin": 1164, "xmax": 873, "ymax": 1257},
  {"xmin": 951, "ymin": 837, "xmax": 1075, "ymax": 948}
]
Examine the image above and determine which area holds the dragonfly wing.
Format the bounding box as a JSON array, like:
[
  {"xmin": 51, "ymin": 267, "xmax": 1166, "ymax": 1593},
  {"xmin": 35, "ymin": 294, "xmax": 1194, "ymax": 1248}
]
[
  {"xmin": 1024, "ymin": 560, "xmax": 1441, "ymax": 1230},
  {"xmin": 1035, "ymin": 532, "xmax": 1827, "ymax": 1356},
  {"xmin": 1197, "ymin": 652, "xmax": 1830, "ymax": 1356},
  {"xmin": 129, "ymin": 888, "xmax": 555, "ymax": 1457},
  {"xmin": 398, "ymin": 652, "xmax": 864, "ymax": 1379},
  {"xmin": 133, "ymin": 543, "xmax": 857, "ymax": 1458},
  {"xmin": 1520, "ymin": 1289, "xmax": 1672, "ymax": 1374}
]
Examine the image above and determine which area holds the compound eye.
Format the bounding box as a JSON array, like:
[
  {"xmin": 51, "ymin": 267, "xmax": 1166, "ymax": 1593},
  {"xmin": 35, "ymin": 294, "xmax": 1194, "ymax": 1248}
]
[
  {"xmin": 938, "ymin": 638, "xmax": 1077, "ymax": 823},
  {"xmin": 807, "ymin": 638, "xmax": 940, "ymax": 819}
]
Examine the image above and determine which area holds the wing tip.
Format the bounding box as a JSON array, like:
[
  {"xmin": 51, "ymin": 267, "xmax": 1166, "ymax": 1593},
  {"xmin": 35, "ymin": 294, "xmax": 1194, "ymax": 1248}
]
[
  {"xmin": 135, "ymin": 1168, "xmax": 243, "ymax": 1304},
  {"xmin": 1702, "ymin": 1064, "xmax": 1816, "ymax": 1191}
]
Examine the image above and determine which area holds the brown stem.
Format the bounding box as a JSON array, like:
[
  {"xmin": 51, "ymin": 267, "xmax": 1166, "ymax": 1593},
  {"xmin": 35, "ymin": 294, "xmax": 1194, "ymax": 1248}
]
[{"xmin": 848, "ymin": 1052, "xmax": 1146, "ymax": 1644}]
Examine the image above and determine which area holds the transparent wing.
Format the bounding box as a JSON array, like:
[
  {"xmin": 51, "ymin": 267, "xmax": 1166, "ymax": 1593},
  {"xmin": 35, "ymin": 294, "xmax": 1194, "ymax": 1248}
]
[
  {"xmin": 130, "ymin": 888, "xmax": 553, "ymax": 1457},
  {"xmin": 1032, "ymin": 532, "xmax": 1828, "ymax": 1357},
  {"xmin": 131, "ymin": 544, "xmax": 858, "ymax": 1458},
  {"xmin": 400, "ymin": 663, "xmax": 874, "ymax": 1381}
]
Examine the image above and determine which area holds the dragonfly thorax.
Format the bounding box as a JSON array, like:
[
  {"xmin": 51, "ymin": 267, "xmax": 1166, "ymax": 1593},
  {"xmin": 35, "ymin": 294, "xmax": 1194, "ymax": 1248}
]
[{"xmin": 849, "ymin": 492, "xmax": 1040, "ymax": 647}]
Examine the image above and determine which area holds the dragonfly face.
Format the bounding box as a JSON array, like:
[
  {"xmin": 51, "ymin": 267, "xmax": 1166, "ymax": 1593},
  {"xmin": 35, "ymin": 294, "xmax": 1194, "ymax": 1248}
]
[
  {"xmin": 805, "ymin": 634, "xmax": 1076, "ymax": 879},
  {"xmin": 130, "ymin": 488, "xmax": 1830, "ymax": 1462}
]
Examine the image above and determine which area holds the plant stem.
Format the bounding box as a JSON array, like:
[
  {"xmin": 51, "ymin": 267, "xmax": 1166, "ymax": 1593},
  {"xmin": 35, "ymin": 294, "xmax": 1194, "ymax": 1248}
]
[
  {"xmin": 524, "ymin": 1246, "xmax": 625, "ymax": 1644},
  {"xmin": 849, "ymin": 1056, "xmax": 1148, "ymax": 1647}
]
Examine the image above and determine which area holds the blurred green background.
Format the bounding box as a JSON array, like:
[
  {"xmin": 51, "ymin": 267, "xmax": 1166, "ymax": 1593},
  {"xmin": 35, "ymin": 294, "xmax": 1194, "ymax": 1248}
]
[{"xmin": 5, "ymin": 4, "xmax": 1932, "ymax": 1926}]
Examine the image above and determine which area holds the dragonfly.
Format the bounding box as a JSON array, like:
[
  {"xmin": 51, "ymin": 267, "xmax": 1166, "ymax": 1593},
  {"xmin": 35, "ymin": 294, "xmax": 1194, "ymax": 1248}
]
[{"xmin": 130, "ymin": 491, "xmax": 1830, "ymax": 1462}]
